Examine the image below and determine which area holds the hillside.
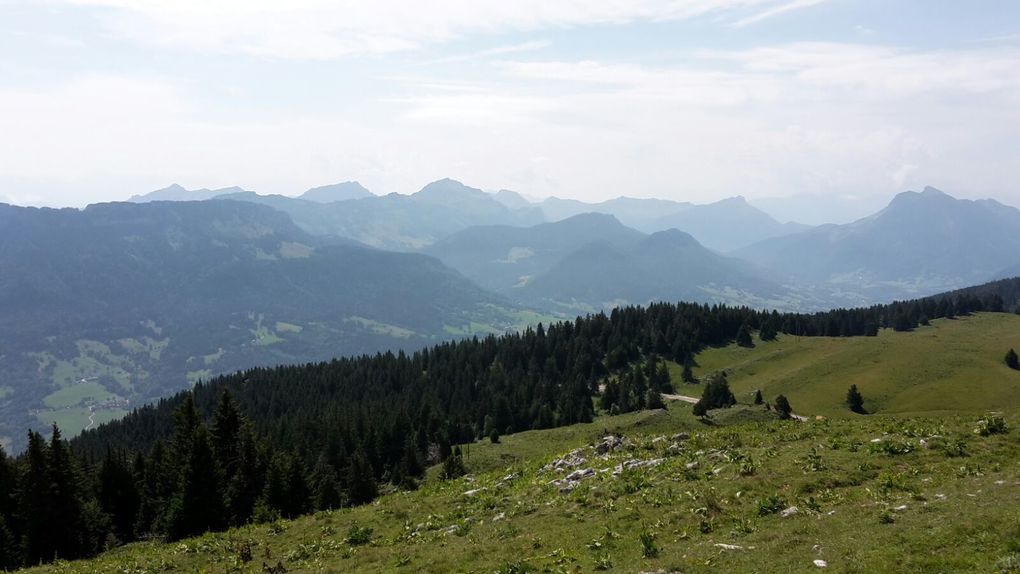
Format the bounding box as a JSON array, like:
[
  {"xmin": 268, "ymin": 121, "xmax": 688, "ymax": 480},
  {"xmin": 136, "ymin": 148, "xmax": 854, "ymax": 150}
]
[
  {"xmin": 689, "ymin": 312, "xmax": 1020, "ymax": 418},
  {"xmin": 5, "ymin": 283, "xmax": 1020, "ymax": 570},
  {"xmin": 424, "ymin": 213, "xmax": 646, "ymax": 295},
  {"xmin": 0, "ymin": 200, "xmax": 534, "ymax": 451},
  {"xmin": 518, "ymin": 229, "xmax": 800, "ymax": 312},
  {"xmin": 21, "ymin": 402, "xmax": 1020, "ymax": 573},
  {"xmin": 427, "ymin": 215, "xmax": 800, "ymax": 312},
  {"xmin": 736, "ymin": 187, "xmax": 1020, "ymax": 302}
]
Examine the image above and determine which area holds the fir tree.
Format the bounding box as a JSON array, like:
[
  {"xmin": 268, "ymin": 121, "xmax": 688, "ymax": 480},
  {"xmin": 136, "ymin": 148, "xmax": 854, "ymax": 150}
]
[
  {"xmin": 735, "ymin": 323, "xmax": 754, "ymax": 348},
  {"xmin": 164, "ymin": 425, "xmax": 226, "ymax": 540},
  {"xmin": 98, "ymin": 449, "xmax": 140, "ymax": 544},
  {"xmin": 774, "ymin": 395, "xmax": 793, "ymax": 420},
  {"xmin": 846, "ymin": 384, "xmax": 866, "ymax": 414},
  {"xmin": 753, "ymin": 389, "xmax": 764, "ymax": 405},
  {"xmin": 46, "ymin": 425, "xmax": 85, "ymax": 560},
  {"xmin": 346, "ymin": 449, "xmax": 377, "ymax": 506},
  {"xmin": 1006, "ymin": 348, "xmax": 1019, "ymax": 370},
  {"xmin": 645, "ymin": 389, "xmax": 665, "ymax": 410},
  {"xmin": 19, "ymin": 431, "xmax": 51, "ymax": 566},
  {"xmin": 681, "ymin": 359, "xmax": 697, "ymax": 384}
]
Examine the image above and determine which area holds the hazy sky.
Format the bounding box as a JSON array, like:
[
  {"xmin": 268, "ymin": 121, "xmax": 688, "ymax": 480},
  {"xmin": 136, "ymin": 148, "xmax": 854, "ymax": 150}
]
[{"xmin": 2, "ymin": 0, "xmax": 1019, "ymax": 209}]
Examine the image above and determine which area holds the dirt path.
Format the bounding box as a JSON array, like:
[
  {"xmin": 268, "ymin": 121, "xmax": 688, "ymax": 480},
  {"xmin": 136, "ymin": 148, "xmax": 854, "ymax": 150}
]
[
  {"xmin": 85, "ymin": 407, "xmax": 96, "ymax": 431},
  {"xmin": 661, "ymin": 393, "xmax": 809, "ymax": 421}
]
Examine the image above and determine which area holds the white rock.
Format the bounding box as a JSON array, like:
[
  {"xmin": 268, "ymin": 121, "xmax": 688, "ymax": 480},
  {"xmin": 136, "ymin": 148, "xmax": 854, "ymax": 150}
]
[
  {"xmin": 893, "ymin": 505, "xmax": 907, "ymax": 512},
  {"xmin": 780, "ymin": 506, "xmax": 799, "ymax": 518},
  {"xmin": 814, "ymin": 559, "xmax": 828, "ymax": 568},
  {"xmin": 713, "ymin": 543, "xmax": 745, "ymax": 551}
]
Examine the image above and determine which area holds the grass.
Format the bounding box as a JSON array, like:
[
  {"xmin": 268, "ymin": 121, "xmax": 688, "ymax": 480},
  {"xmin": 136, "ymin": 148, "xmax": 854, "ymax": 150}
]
[
  {"xmin": 275, "ymin": 321, "xmax": 304, "ymax": 334},
  {"xmin": 687, "ymin": 313, "xmax": 1020, "ymax": 418},
  {"xmin": 41, "ymin": 381, "xmax": 117, "ymax": 409},
  {"xmin": 35, "ymin": 407, "xmax": 128, "ymax": 434},
  {"xmin": 349, "ymin": 316, "xmax": 417, "ymax": 339},
  {"xmin": 25, "ymin": 403, "xmax": 1020, "ymax": 574},
  {"xmin": 20, "ymin": 313, "xmax": 1020, "ymax": 573}
]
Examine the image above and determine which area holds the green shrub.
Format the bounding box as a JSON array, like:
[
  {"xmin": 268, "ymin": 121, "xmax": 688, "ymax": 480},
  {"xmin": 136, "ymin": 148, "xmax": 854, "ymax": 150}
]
[
  {"xmin": 756, "ymin": 494, "xmax": 787, "ymax": 516},
  {"xmin": 976, "ymin": 417, "xmax": 1009, "ymax": 436},
  {"xmin": 639, "ymin": 530, "xmax": 659, "ymax": 558},
  {"xmin": 345, "ymin": 523, "xmax": 373, "ymax": 546}
]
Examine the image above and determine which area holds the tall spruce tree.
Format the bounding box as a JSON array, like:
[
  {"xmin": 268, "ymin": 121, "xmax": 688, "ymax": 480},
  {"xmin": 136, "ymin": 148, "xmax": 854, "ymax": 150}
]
[
  {"xmin": 19, "ymin": 431, "xmax": 51, "ymax": 565},
  {"xmin": 1006, "ymin": 348, "xmax": 1019, "ymax": 370},
  {"xmin": 346, "ymin": 449, "xmax": 377, "ymax": 506},
  {"xmin": 164, "ymin": 425, "xmax": 226, "ymax": 540},
  {"xmin": 46, "ymin": 425, "xmax": 85, "ymax": 560},
  {"xmin": 846, "ymin": 385, "xmax": 866, "ymax": 414},
  {"xmin": 774, "ymin": 395, "xmax": 793, "ymax": 420},
  {"xmin": 97, "ymin": 449, "xmax": 141, "ymax": 544}
]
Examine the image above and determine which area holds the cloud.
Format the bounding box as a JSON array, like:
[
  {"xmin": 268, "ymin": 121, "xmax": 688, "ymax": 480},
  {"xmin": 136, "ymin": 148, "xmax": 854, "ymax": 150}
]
[
  {"xmin": 62, "ymin": 0, "xmax": 825, "ymax": 59},
  {"xmin": 427, "ymin": 40, "xmax": 552, "ymax": 65},
  {"xmin": 730, "ymin": 0, "xmax": 829, "ymax": 28},
  {"xmin": 2, "ymin": 41, "xmax": 1019, "ymax": 207}
]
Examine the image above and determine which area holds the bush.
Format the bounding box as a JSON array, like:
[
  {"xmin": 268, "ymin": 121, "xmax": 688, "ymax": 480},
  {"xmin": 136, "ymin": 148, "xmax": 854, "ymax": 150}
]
[
  {"xmin": 976, "ymin": 417, "xmax": 1009, "ymax": 436},
  {"xmin": 756, "ymin": 494, "xmax": 787, "ymax": 516},
  {"xmin": 639, "ymin": 530, "xmax": 659, "ymax": 558},
  {"xmin": 345, "ymin": 523, "xmax": 373, "ymax": 546}
]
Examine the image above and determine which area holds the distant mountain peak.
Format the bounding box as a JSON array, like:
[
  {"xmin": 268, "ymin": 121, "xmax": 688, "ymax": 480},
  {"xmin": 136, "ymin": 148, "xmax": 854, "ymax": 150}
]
[
  {"xmin": 920, "ymin": 185, "xmax": 948, "ymax": 196},
  {"xmin": 300, "ymin": 181, "xmax": 373, "ymax": 203},
  {"xmin": 643, "ymin": 228, "xmax": 703, "ymax": 249},
  {"xmin": 888, "ymin": 186, "xmax": 956, "ymax": 208},
  {"xmin": 414, "ymin": 178, "xmax": 492, "ymax": 204}
]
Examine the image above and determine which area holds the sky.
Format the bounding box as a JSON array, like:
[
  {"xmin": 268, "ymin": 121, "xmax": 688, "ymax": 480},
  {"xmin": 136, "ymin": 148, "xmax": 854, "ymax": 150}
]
[{"xmin": 1, "ymin": 0, "xmax": 1019, "ymax": 215}]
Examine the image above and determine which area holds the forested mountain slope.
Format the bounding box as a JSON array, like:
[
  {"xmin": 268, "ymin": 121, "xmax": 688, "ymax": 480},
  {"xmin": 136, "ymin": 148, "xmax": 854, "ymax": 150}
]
[{"xmin": 0, "ymin": 200, "xmax": 531, "ymax": 451}]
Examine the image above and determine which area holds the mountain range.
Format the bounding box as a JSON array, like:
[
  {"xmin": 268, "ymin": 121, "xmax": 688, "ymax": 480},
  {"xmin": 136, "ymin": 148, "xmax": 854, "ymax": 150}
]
[
  {"xmin": 427, "ymin": 213, "xmax": 801, "ymax": 312},
  {"xmin": 0, "ymin": 199, "xmax": 535, "ymax": 451},
  {"xmin": 736, "ymin": 186, "xmax": 1020, "ymax": 302}
]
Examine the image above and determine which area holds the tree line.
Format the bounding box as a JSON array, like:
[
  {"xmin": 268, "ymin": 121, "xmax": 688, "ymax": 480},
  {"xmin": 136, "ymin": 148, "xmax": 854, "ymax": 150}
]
[{"xmin": 0, "ymin": 277, "xmax": 1016, "ymax": 567}]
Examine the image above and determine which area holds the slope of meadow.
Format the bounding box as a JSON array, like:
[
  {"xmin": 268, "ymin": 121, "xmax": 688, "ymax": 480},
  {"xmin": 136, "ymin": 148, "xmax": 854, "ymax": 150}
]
[
  {"xmin": 22, "ymin": 402, "xmax": 1020, "ymax": 573},
  {"xmin": 688, "ymin": 313, "xmax": 1020, "ymax": 418}
]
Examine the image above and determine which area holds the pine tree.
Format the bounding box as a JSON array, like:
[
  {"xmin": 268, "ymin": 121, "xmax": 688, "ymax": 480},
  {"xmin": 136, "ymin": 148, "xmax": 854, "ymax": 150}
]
[
  {"xmin": 46, "ymin": 425, "xmax": 85, "ymax": 560},
  {"xmin": 645, "ymin": 389, "xmax": 665, "ymax": 410},
  {"xmin": 681, "ymin": 359, "xmax": 697, "ymax": 384},
  {"xmin": 735, "ymin": 323, "xmax": 754, "ymax": 348},
  {"xmin": 98, "ymin": 449, "xmax": 140, "ymax": 544},
  {"xmin": 211, "ymin": 390, "xmax": 242, "ymax": 483},
  {"xmin": 224, "ymin": 423, "xmax": 262, "ymax": 525},
  {"xmin": 753, "ymin": 389, "xmax": 764, "ymax": 405},
  {"xmin": 284, "ymin": 456, "xmax": 310, "ymax": 518},
  {"xmin": 0, "ymin": 514, "xmax": 14, "ymax": 570},
  {"xmin": 19, "ymin": 430, "xmax": 51, "ymax": 565},
  {"xmin": 164, "ymin": 425, "xmax": 226, "ymax": 540},
  {"xmin": 846, "ymin": 385, "xmax": 865, "ymax": 414},
  {"xmin": 346, "ymin": 449, "xmax": 377, "ymax": 506},
  {"xmin": 774, "ymin": 395, "xmax": 793, "ymax": 420},
  {"xmin": 441, "ymin": 446, "xmax": 467, "ymax": 480},
  {"xmin": 310, "ymin": 456, "xmax": 343, "ymax": 511},
  {"xmin": 1006, "ymin": 348, "xmax": 1019, "ymax": 370}
]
